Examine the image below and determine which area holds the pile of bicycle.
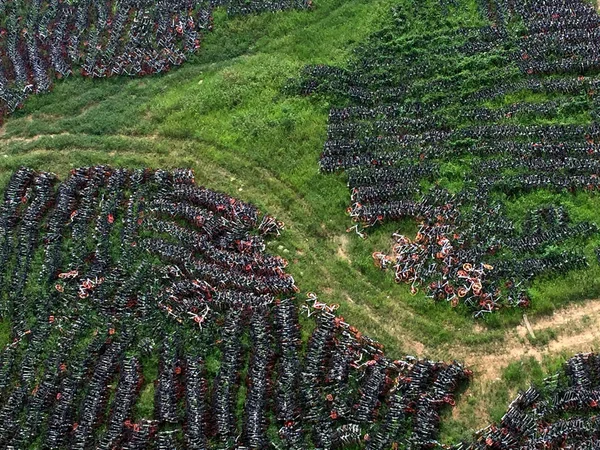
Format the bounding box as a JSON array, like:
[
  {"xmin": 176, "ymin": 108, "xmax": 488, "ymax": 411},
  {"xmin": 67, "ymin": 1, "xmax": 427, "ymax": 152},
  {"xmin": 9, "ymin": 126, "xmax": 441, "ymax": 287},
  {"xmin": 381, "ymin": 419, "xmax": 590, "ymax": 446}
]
[
  {"xmin": 0, "ymin": 0, "xmax": 312, "ymax": 122},
  {"xmin": 292, "ymin": 0, "xmax": 600, "ymax": 315},
  {"xmin": 0, "ymin": 0, "xmax": 213, "ymax": 118},
  {"xmin": 212, "ymin": 0, "xmax": 312, "ymax": 16},
  {"xmin": 461, "ymin": 352, "xmax": 600, "ymax": 450},
  {"xmin": 0, "ymin": 166, "xmax": 471, "ymax": 449},
  {"xmin": 0, "ymin": 160, "xmax": 598, "ymax": 448}
]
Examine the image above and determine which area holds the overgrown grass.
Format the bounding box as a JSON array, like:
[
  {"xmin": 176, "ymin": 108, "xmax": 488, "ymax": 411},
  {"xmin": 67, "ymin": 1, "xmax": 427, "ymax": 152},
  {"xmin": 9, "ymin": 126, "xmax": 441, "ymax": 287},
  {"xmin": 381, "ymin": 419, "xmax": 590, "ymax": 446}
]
[{"xmin": 0, "ymin": 319, "xmax": 10, "ymax": 349}]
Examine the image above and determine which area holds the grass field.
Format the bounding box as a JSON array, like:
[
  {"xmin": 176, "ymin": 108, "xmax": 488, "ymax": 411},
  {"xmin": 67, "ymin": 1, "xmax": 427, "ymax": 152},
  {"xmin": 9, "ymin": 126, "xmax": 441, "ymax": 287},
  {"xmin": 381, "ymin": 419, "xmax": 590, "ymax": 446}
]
[{"xmin": 2, "ymin": 0, "xmax": 600, "ymax": 442}]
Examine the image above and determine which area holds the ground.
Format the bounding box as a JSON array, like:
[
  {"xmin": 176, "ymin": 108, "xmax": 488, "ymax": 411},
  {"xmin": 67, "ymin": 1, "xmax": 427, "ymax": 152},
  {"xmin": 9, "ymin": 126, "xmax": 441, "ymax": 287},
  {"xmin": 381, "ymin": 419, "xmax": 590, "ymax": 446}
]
[{"xmin": 1, "ymin": 0, "xmax": 600, "ymax": 442}]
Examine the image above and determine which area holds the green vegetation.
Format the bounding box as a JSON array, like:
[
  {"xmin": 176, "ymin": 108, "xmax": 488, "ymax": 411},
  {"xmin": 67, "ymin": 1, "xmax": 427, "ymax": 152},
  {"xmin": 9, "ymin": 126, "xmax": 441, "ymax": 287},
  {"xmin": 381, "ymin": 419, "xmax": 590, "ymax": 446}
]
[
  {"xmin": 0, "ymin": 319, "xmax": 10, "ymax": 349},
  {"xmin": 526, "ymin": 327, "xmax": 558, "ymax": 347},
  {"xmin": 2, "ymin": 0, "xmax": 600, "ymax": 442}
]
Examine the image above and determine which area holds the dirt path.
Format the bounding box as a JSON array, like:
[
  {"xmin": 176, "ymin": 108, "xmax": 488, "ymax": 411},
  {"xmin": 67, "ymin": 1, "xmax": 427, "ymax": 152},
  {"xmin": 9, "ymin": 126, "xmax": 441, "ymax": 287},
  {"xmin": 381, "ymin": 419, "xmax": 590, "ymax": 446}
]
[
  {"xmin": 456, "ymin": 300, "xmax": 600, "ymax": 382},
  {"xmin": 446, "ymin": 299, "xmax": 600, "ymax": 429}
]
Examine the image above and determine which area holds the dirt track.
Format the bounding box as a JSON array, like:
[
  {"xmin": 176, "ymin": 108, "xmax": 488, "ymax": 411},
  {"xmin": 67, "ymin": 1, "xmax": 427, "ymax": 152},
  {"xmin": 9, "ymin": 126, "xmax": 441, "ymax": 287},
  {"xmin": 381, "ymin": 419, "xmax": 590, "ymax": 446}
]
[
  {"xmin": 447, "ymin": 299, "xmax": 600, "ymax": 429},
  {"xmin": 459, "ymin": 299, "xmax": 600, "ymax": 382}
]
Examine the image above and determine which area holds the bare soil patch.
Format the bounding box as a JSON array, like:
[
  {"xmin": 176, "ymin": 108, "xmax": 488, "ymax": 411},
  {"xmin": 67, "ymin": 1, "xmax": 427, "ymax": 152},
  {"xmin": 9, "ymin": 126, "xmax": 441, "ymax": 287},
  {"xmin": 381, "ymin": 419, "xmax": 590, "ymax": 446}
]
[
  {"xmin": 334, "ymin": 234, "xmax": 351, "ymax": 263},
  {"xmin": 453, "ymin": 300, "xmax": 600, "ymax": 383},
  {"xmin": 448, "ymin": 299, "xmax": 600, "ymax": 428}
]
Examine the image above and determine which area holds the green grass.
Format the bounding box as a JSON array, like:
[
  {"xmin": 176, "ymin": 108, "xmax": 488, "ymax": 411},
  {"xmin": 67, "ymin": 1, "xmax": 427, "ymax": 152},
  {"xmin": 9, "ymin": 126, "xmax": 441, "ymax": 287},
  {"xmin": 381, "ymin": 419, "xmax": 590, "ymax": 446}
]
[
  {"xmin": 0, "ymin": 319, "xmax": 10, "ymax": 349},
  {"xmin": 0, "ymin": 0, "xmax": 487, "ymax": 356},
  {"xmin": 135, "ymin": 354, "xmax": 159, "ymax": 420},
  {"xmin": 2, "ymin": 0, "xmax": 600, "ymax": 441}
]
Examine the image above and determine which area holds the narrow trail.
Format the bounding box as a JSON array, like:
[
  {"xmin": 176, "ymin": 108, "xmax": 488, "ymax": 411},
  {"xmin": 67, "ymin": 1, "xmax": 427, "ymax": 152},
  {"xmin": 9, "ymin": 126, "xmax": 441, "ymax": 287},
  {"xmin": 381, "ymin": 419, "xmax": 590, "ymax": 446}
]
[
  {"xmin": 458, "ymin": 299, "xmax": 600, "ymax": 382},
  {"xmin": 444, "ymin": 299, "xmax": 600, "ymax": 429}
]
